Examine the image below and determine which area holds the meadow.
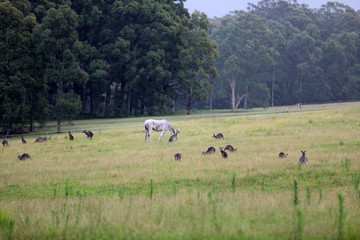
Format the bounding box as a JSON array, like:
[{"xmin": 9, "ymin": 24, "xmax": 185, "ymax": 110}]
[{"xmin": 1, "ymin": 102, "xmax": 360, "ymax": 239}]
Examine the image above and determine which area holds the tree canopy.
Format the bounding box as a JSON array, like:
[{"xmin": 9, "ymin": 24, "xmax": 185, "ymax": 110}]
[{"xmin": 210, "ymin": 0, "xmax": 360, "ymax": 109}]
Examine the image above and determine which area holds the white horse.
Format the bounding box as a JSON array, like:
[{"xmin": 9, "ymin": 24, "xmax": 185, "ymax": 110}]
[{"xmin": 145, "ymin": 119, "xmax": 175, "ymax": 142}]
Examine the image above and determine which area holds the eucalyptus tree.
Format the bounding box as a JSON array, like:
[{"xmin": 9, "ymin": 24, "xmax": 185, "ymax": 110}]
[
  {"xmin": 321, "ymin": 32, "xmax": 360, "ymax": 101},
  {"xmin": 33, "ymin": 5, "xmax": 88, "ymax": 132},
  {"xmin": 89, "ymin": 0, "xmax": 190, "ymax": 116},
  {"xmin": 212, "ymin": 12, "xmax": 276, "ymax": 109},
  {"xmin": 0, "ymin": 1, "xmax": 41, "ymax": 132},
  {"xmin": 177, "ymin": 10, "xmax": 218, "ymax": 114}
]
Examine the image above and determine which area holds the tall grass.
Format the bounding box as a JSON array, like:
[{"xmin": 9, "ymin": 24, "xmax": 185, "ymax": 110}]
[{"xmin": 338, "ymin": 193, "xmax": 344, "ymax": 240}]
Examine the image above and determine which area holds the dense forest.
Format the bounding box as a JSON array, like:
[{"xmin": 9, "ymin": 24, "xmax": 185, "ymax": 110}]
[{"xmin": 1, "ymin": 0, "xmax": 360, "ymax": 134}]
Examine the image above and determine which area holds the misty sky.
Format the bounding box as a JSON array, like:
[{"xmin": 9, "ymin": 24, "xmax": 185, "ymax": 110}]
[{"xmin": 184, "ymin": 0, "xmax": 360, "ymax": 18}]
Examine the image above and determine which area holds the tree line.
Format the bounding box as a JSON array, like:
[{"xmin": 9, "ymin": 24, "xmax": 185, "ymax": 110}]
[
  {"xmin": 0, "ymin": 0, "xmax": 217, "ymax": 133},
  {"xmin": 1, "ymin": 0, "xmax": 360, "ymax": 134},
  {"xmin": 210, "ymin": 0, "xmax": 360, "ymax": 109}
]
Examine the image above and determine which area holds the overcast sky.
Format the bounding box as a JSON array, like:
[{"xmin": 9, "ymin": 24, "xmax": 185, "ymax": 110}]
[{"xmin": 184, "ymin": 0, "xmax": 360, "ymax": 18}]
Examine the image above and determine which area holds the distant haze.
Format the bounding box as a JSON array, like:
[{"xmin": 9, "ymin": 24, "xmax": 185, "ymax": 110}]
[{"xmin": 184, "ymin": 0, "xmax": 360, "ymax": 18}]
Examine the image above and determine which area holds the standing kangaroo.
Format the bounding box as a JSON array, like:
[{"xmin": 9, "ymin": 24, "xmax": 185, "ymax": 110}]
[
  {"xmin": 219, "ymin": 147, "xmax": 228, "ymax": 158},
  {"xmin": 169, "ymin": 130, "xmax": 180, "ymax": 143},
  {"xmin": 18, "ymin": 153, "xmax": 31, "ymax": 161},
  {"xmin": 174, "ymin": 153, "xmax": 182, "ymax": 161},
  {"xmin": 224, "ymin": 145, "xmax": 237, "ymax": 152},
  {"xmin": 299, "ymin": 151, "xmax": 308, "ymax": 164},
  {"xmin": 202, "ymin": 146, "xmax": 216, "ymax": 155},
  {"xmin": 212, "ymin": 133, "xmax": 224, "ymax": 139},
  {"xmin": 21, "ymin": 136, "xmax": 27, "ymax": 144},
  {"xmin": 69, "ymin": 132, "xmax": 74, "ymax": 141},
  {"xmin": 2, "ymin": 140, "xmax": 9, "ymax": 147},
  {"xmin": 83, "ymin": 130, "xmax": 94, "ymax": 139}
]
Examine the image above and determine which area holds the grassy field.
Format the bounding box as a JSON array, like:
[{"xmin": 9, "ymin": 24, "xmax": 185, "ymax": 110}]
[{"xmin": 1, "ymin": 102, "xmax": 360, "ymax": 239}]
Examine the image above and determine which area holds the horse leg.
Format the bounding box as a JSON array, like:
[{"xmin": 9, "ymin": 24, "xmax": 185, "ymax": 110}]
[{"xmin": 158, "ymin": 130, "xmax": 165, "ymax": 142}]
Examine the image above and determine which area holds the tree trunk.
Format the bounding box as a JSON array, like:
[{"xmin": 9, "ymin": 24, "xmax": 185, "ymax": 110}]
[
  {"xmin": 229, "ymin": 79, "xmax": 236, "ymax": 110},
  {"xmin": 127, "ymin": 91, "xmax": 132, "ymax": 115},
  {"xmin": 90, "ymin": 92, "xmax": 94, "ymax": 114},
  {"xmin": 172, "ymin": 99, "xmax": 176, "ymax": 112},
  {"xmin": 299, "ymin": 70, "xmax": 303, "ymax": 104},
  {"xmin": 104, "ymin": 83, "xmax": 111, "ymax": 117},
  {"xmin": 57, "ymin": 119, "xmax": 61, "ymax": 133},
  {"xmin": 81, "ymin": 86, "xmax": 87, "ymax": 114},
  {"xmin": 243, "ymin": 83, "xmax": 249, "ymax": 109},
  {"xmin": 30, "ymin": 116, "xmax": 33, "ymax": 132},
  {"xmin": 235, "ymin": 93, "xmax": 248, "ymax": 109},
  {"xmin": 187, "ymin": 87, "xmax": 193, "ymax": 115},
  {"xmin": 271, "ymin": 67, "xmax": 275, "ymax": 107}
]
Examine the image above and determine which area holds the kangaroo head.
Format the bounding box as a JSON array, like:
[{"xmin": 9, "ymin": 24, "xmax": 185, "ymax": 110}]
[{"xmin": 18, "ymin": 155, "xmax": 21, "ymax": 160}]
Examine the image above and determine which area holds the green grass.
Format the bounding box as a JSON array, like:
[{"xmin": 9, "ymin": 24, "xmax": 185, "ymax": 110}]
[{"xmin": 1, "ymin": 102, "xmax": 360, "ymax": 239}]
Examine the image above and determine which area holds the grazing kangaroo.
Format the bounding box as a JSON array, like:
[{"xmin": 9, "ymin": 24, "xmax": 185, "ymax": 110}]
[
  {"xmin": 174, "ymin": 153, "xmax": 182, "ymax": 161},
  {"xmin": 69, "ymin": 132, "xmax": 74, "ymax": 141},
  {"xmin": 83, "ymin": 130, "xmax": 94, "ymax": 139},
  {"xmin": 35, "ymin": 137, "xmax": 44, "ymax": 143},
  {"xmin": 299, "ymin": 151, "xmax": 308, "ymax": 164},
  {"xmin": 2, "ymin": 140, "xmax": 9, "ymax": 147},
  {"xmin": 18, "ymin": 153, "xmax": 31, "ymax": 161},
  {"xmin": 169, "ymin": 130, "xmax": 180, "ymax": 143},
  {"xmin": 219, "ymin": 147, "xmax": 228, "ymax": 158},
  {"xmin": 202, "ymin": 146, "xmax": 216, "ymax": 155},
  {"xmin": 21, "ymin": 136, "xmax": 27, "ymax": 144},
  {"xmin": 43, "ymin": 137, "xmax": 51, "ymax": 141},
  {"xmin": 224, "ymin": 145, "xmax": 237, "ymax": 152},
  {"xmin": 279, "ymin": 152, "xmax": 288, "ymax": 158},
  {"xmin": 212, "ymin": 133, "xmax": 224, "ymax": 139}
]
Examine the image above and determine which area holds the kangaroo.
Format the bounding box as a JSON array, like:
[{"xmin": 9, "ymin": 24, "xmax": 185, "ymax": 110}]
[
  {"xmin": 35, "ymin": 137, "xmax": 44, "ymax": 143},
  {"xmin": 21, "ymin": 136, "xmax": 27, "ymax": 144},
  {"xmin": 219, "ymin": 147, "xmax": 228, "ymax": 158},
  {"xmin": 212, "ymin": 133, "xmax": 224, "ymax": 139},
  {"xmin": 2, "ymin": 140, "xmax": 9, "ymax": 147},
  {"xmin": 169, "ymin": 130, "xmax": 180, "ymax": 143},
  {"xmin": 299, "ymin": 151, "xmax": 308, "ymax": 164},
  {"xmin": 83, "ymin": 130, "xmax": 94, "ymax": 139},
  {"xmin": 18, "ymin": 153, "xmax": 31, "ymax": 161},
  {"xmin": 43, "ymin": 137, "xmax": 51, "ymax": 141},
  {"xmin": 278, "ymin": 152, "xmax": 288, "ymax": 158},
  {"xmin": 69, "ymin": 132, "xmax": 74, "ymax": 141},
  {"xmin": 174, "ymin": 153, "xmax": 182, "ymax": 161},
  {"xmin": 202, "ymin": 146, "xmax": 216, "ymax": 155},
  {"xmin": 224, "ymin": 145, "xmax": 237, "ymax": 152}
]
